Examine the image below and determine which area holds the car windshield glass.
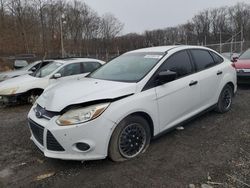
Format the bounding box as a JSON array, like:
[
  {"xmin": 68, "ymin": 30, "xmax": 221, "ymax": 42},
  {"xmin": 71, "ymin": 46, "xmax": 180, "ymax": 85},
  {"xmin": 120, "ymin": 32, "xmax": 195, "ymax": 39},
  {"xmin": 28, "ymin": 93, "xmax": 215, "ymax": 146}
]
[
  {"xmin": 33, "ymin": 62, "xmax": 63, "ymax": 78},
  {"xmin": 88, "ymin": 52, "xmax": 164, "ymax": 82},
  {"xmin": 20, "ymin": 61, "xmax": 39, "ymax": 71},
  {"xmin": 239, "ymin": 49, "xmax": 250, "ymax": 60}
]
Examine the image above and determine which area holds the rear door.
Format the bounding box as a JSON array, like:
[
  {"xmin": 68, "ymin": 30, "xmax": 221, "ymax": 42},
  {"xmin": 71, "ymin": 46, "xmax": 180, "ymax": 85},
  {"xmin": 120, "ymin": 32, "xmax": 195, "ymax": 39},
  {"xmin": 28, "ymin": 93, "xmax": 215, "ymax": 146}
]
[
  {"xmin": 155, "ymin": 50, "xmax": 201, "ymax": 131},
  {"xmin": 190, "ymin": 49, "xmax": 224, "ymax": 108}
]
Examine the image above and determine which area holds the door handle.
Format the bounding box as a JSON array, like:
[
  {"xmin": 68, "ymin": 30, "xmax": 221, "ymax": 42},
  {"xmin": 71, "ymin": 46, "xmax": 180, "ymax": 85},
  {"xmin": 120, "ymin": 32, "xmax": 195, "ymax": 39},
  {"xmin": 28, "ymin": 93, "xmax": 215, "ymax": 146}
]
[
  {"xmin": 217, "ymin": 71, "xmax": 223, "ymax": 75},
  {"xmin": 189, "ymin": 80, "xmax": 198, "ymax": 86}
]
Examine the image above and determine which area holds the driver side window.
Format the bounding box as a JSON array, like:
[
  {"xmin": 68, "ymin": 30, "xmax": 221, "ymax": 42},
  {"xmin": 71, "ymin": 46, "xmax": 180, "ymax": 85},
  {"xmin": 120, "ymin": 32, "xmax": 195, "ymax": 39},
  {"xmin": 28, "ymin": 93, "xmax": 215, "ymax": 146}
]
[
  {"xmin": 57, "ymin": 63, "xmax": 81, "ymax": 77},
  {"xmin": 160, "ymin": 50, "xmax": 193, "ymax": 79}
]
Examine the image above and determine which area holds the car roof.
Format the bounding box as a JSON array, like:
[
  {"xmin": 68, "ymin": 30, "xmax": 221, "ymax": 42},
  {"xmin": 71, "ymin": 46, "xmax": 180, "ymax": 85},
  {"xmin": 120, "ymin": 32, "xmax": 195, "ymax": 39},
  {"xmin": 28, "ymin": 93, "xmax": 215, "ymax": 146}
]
[
  {"xmin": 51, "ymin": 58, "xmax": 105, "ymax": 65},
  {"xmin": 127, "ymin": 45, "xmax": 215, "ymax": 54}
]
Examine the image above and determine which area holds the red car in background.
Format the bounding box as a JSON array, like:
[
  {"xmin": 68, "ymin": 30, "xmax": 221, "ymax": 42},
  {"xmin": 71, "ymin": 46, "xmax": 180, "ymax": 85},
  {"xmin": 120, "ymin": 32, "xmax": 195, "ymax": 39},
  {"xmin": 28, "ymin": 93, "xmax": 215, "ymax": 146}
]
[{"xmin": 234, "ymin": 49, "xmax": 250, "ymax": 84}]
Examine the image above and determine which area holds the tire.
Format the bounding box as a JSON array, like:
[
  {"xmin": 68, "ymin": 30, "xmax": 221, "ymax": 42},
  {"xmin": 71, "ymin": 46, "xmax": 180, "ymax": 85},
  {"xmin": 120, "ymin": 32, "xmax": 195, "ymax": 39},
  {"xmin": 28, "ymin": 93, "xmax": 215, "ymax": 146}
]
[
  {"xmin": 27, "ymin": 93, "xmax": 40, "ymax": 104},
  {"xmin": 215, "ymin": 84, "xmax": 233, "ymax": 113},
  {"xmin": 108, "ymin": 115, "xmax": 151, "ymax": 162}
]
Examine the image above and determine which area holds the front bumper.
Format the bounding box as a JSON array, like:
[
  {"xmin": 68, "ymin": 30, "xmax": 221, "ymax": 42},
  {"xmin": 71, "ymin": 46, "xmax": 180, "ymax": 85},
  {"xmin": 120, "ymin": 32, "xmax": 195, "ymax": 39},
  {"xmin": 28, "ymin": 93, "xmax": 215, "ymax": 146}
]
[
  {"xmin": 28, "ymin": 107, "xmax": 116, "ymax": 161},
  {"xmin": 0, "ymin": 94, "xmax": 20, "ymax": 104}
]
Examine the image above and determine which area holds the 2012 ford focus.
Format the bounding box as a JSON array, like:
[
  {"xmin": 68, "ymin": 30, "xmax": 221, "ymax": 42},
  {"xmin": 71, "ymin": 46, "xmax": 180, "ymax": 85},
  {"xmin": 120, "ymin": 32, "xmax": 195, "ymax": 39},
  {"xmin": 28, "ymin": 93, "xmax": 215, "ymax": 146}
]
[{"xmin": 28, "ymin": 46, "xmax": 237, "ymax": 162}]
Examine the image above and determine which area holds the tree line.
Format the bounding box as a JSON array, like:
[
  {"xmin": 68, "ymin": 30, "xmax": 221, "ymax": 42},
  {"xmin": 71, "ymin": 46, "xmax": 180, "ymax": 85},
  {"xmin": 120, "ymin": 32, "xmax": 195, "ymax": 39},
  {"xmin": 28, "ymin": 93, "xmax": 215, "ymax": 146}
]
[
  {"xmin": 0, "ymin": 0, "xmax": 124, "ymax": 58},
  {"xmin": 0, "ymin": 1, "xmax": 250, "ymax": 60}
]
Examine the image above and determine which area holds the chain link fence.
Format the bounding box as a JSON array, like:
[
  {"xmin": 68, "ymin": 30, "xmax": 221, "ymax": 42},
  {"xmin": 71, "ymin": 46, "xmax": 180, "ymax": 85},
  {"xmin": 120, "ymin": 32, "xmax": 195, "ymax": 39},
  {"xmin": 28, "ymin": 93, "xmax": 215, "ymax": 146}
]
[{"xmin": 205, "ymin": 41, "xmax": 250, "ymax": 54}]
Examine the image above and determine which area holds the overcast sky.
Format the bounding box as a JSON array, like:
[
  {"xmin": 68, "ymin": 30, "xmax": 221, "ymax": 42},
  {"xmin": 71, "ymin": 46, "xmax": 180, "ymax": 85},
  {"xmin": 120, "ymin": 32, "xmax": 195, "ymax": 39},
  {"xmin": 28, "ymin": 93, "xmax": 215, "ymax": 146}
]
[{"xmin": 83, "ymin": 0, "xmax": 249, "ymax": 34}]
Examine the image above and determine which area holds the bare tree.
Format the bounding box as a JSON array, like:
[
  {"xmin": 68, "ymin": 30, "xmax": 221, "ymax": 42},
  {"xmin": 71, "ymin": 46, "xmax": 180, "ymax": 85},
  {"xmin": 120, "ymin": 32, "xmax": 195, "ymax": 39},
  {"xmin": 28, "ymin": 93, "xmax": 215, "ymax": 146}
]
[
  {"xmin": 7, "ymin": 0, "xmax": 30, "ymax": 53},
  {"xmin": 229, "ymin": 3, "xmax": 250, "ymax": 40},
  {"xmin": 0, "ymin": 0, "xmax": 6, "ymax": 26},
  {"xmin": 99, "ymin": 13, "xmax": 124, "ymax": 40},
  {"xmin": 193, "ymin": 9, "xmax": 211, "ymax": 45},
  {"xmin": 32, "ymin": 0, "xmax": 49, "ymax": 55}
]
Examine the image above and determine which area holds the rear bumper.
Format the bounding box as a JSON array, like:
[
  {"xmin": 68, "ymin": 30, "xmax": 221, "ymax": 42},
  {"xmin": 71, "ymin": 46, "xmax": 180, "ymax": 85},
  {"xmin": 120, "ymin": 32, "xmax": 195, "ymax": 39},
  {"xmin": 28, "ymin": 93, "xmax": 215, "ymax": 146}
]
[{"xmin": 237, "ymin": 72, "xmax": 250, "ymax": 84}]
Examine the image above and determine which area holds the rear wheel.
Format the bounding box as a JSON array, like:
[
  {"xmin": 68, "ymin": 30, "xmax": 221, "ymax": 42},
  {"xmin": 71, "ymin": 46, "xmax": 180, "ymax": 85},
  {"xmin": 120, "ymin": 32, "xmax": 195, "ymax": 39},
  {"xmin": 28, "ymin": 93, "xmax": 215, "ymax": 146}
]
[
  {"xmin": 215, "ymin": 84, "xmax": 233, "ymax": 113},
  {"xmin": 108, "ymin": 115, "xmax": 151, "ymax": 162}
]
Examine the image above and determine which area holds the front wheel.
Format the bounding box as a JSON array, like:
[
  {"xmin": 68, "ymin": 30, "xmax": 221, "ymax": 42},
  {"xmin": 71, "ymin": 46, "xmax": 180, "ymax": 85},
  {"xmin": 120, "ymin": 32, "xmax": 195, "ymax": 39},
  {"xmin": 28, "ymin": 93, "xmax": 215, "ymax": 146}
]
[
  {"xmin": 215, "ymin": 84, "xmax": 233, "ymax": 113},
  {"xmin": 27, "ymin": 94, "xmax": 40, "ymax": 104},
  {"xmin": 108, "ymin": 115, "xmax": 151, "ymax": 162}
]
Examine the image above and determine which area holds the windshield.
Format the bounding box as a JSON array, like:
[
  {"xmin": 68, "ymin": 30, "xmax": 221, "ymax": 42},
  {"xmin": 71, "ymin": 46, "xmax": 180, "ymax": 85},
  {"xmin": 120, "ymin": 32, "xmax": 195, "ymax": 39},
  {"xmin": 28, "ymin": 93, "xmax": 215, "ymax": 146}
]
[
  {"xmin": 33, "ymin": 62, "xmax": 63, "ymax": 78},
  {"xmin": 20, "ymin": 61, "xmax": 38, "ymax": 71},
  {"xmin": 88, "ymin": 52, "xmax": 164, "ymax": 82},
  {"xmin": 239, "ymin": 49, "xmax": 250, "ymax": 60}
]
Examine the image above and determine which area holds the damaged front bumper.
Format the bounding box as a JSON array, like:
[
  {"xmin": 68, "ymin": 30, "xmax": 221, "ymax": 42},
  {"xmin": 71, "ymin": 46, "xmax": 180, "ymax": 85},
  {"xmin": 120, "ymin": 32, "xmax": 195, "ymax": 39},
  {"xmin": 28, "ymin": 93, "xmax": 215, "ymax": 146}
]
[{"xmin": 0, "ymin": 93, "xmax": 25, "ymax": 104}]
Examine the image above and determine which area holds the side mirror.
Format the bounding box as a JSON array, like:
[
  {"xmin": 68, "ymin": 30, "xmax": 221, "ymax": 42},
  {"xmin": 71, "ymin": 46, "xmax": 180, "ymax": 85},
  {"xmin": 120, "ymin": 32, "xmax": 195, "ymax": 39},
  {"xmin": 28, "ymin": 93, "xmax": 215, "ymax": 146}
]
[
  {"xmin": 52, "ymin": 73, "xmax": 62, "ymax": 79},
  {"xmin": 231, "ymin": 57, "xmax": 238, "ymax": 63},
  {"xmin": 157, "ymin": 70, "xmax": 177, "ymax": 85},
  {"xmin": 14, "ymin": 60, "xmax": 28, "ymax": 69},
  {"xmin": 31, "ymin": 67, "xmax": 36, "ymax": 72}
]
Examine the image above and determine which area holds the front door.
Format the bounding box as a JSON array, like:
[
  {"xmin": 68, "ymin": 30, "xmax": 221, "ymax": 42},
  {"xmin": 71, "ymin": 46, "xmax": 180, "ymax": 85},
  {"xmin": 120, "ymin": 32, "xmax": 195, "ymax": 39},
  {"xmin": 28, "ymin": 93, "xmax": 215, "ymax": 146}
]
[{"xmin": 155, "ymin": 50, "xmax": 201, "ymax": 131}]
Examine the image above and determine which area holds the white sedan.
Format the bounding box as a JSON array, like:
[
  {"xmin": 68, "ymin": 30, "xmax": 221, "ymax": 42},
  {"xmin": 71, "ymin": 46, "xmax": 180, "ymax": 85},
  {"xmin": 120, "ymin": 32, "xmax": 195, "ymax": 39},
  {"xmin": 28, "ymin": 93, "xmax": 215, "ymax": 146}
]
[
  {"xmin": 0, "ymin": 60, "xmax": 53, "ymax": 82},
  {"xmin": 28, "ymin": 46, "xmax": 237, "ymax": 161},
  {"xmin": 0, "ymin": 58, "xmax": 105, "ymax": 104}
]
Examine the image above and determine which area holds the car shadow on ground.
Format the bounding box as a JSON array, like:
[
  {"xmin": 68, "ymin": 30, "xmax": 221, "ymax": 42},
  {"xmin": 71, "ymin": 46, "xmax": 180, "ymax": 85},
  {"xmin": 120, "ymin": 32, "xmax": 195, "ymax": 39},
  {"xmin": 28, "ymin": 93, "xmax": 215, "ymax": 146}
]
[
  {"xmin": 237, "ymin": 84, "xmax": 250, "ymax": 90},
  {"xmin": 0, "ymin": 103, "xmax": 31, "ymax": 109}
]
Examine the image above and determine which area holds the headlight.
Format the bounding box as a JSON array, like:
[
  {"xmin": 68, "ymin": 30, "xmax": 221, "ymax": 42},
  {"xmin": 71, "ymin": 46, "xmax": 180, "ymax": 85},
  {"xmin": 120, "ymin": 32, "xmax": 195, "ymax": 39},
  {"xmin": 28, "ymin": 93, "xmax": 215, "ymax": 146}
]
[
  {"xmin": 57, "ymin": 103, "xmax": 110, "ymax": 126},
  {"xmin": 0, "ymin": 87, "xmax": 19, "ymax": 95}
]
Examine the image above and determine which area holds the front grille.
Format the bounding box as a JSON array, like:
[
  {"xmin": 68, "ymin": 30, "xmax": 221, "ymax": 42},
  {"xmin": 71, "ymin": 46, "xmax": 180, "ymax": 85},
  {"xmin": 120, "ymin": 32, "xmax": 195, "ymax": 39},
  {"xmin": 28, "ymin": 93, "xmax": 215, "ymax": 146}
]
[
  {"xmin": 47, "ymin": 131, "xmax": 65, "ymax": 151},
  {"xmin": 29, "ymin": 119, "xmax": 44, "ymax": 146},
  {"xmin": 35, "ymin": 104, "xmax": 60, "ymax": 120}
]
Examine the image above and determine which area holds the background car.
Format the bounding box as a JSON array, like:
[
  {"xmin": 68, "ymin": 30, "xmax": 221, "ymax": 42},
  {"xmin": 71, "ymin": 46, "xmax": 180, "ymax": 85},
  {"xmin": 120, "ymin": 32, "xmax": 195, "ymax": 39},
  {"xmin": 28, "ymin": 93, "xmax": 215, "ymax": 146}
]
[
  {"xmin": 233, "ymin": 48, "xmax": 250, "ymax": 84},
  {"xmin": 0, "ymin": 58, "xmax": 105, "ymax": 105},
  {"xmin": 0, "ymin": 60, "xmax": 53, "ymax": 82},
  {"xmin": 221, "ymin": 52, "xmax": 239, "ymax": 62},
  {"xmin": 13, "ymin": 60, "xmax": 29, "ymax": 69},
  {"xmin": 28, "ymin": 45, "xmax": 237, "ymax": 162}
]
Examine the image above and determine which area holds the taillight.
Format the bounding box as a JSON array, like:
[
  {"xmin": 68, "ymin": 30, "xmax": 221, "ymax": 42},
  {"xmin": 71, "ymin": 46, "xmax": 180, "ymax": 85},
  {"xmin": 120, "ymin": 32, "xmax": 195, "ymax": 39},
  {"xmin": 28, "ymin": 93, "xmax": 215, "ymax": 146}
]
[{"xmin": 231, "ymin": 63, "xmax": 236, "ymax": 69}]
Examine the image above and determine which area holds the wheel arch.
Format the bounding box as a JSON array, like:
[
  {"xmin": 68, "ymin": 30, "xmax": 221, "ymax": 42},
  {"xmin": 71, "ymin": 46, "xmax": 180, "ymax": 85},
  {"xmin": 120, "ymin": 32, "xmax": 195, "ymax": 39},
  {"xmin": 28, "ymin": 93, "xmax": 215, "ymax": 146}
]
[
  {"xmin": 109, "ymin": 111, "xmax": 155, "ymax": 139},
  {"xmin": 26, "ymin": 88, "xmax": 44, "ymax": 95},
  {"xmin": 128, "ymin": 112, "xmax": 154, "ymax": 137},
  {"xmin": 226, "ymin": 82, "xmax": 235, "ymax": 93}
]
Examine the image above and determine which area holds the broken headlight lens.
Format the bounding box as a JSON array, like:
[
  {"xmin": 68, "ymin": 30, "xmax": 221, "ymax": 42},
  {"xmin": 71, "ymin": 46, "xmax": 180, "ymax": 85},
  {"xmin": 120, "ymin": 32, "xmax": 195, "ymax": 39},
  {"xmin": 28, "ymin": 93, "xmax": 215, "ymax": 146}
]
[{"xmin": 56, "ymin": 103, "xmax": 110, "ymax": 126}]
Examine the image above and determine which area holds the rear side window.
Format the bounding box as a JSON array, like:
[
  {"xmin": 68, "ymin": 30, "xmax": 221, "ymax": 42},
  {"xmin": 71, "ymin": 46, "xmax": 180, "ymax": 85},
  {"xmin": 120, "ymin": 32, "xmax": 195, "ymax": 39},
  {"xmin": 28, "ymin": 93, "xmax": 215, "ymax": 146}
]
[
  {"xmin": 57, "ymin": 63, "xmax": 81, "ymax": 77},
  {"xmin": 210, "ymin": 52, "xmax": 224, "ymax": 64},
  {"xmin": 191, "ymin": 49, "xmax": 215, "ymax": 71},
  {"xmin": 160, "ymin": 50, "xmax": 193, "ymax": 78},
  {"xmin": 82, "ymin": 62, "xmax": 101, "ymax": 73}
]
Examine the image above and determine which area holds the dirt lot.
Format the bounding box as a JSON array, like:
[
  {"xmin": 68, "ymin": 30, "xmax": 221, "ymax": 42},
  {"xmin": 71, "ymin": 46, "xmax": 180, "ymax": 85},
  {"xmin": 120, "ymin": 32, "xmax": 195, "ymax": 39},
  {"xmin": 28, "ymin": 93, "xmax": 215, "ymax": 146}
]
[{"xmin": 0, "ymin": 87, "xmax": 249, "ymax": 188}]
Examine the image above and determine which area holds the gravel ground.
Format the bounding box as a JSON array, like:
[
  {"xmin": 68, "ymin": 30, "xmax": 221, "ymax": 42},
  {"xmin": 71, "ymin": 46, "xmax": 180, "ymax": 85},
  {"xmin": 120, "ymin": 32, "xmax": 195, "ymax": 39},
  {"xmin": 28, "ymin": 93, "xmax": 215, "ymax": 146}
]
[{"xmin": 0, "ymin": 87, "xmax": 249, "ymax": 188}]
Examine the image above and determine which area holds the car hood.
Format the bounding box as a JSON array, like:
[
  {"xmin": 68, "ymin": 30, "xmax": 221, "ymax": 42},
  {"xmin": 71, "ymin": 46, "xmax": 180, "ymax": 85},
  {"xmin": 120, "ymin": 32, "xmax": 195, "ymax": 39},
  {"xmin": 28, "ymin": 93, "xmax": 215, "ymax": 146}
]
[
  {"xmin": 0, "ymin": 70, "xmax": 30, "ymax": 80},
  {"xmin": 235, "ymin": 59, "xmax": 250, "ymax": 69},
  {"xmin": 37, "ymin": 78, "xmax": 137, "ymax": 112},
  {"xmin": 0, "ymin": 74, "xmax": 38, "ymax": 90}
]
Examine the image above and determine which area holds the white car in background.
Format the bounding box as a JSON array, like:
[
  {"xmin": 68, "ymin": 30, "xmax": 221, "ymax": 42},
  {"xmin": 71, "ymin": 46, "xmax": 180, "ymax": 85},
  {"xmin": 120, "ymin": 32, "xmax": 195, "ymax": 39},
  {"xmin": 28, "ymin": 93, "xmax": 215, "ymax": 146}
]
[
  {"xmin": 28, "ymin": 46, "xmax": 237, "ymax": 162},
  {"xmin": 0, "ymin": 60, "xmax": 53, "ymax": 82},
  {"xmin": 0, "ymin": 58, "xmax": 105, "ymax": 104}
]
